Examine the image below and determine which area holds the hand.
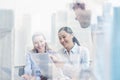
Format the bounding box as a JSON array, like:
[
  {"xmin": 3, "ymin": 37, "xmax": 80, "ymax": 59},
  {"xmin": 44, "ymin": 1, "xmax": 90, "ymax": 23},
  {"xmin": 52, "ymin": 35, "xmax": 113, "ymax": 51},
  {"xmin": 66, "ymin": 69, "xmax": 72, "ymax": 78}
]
[
  {"xmin": 30, "ymin": 76, "xmax": 36, "ymax": 80},
  {"xmin": 50, "ymin": 55, "xmax": 64, "ymax": 68},
  {"xmin": 21, "ymin": 74, "xmax": 32, "ymax": 80}
]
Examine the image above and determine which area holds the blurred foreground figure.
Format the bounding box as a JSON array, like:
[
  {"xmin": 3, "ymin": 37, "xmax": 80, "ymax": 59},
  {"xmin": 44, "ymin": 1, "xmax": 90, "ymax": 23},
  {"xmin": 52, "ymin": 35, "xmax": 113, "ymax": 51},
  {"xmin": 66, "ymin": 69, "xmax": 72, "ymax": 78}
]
[
  {"xmin": 72, "ymin": 2, "xmax": 91, "ymax": 28},
  {"xmin": 72, "ymin": 2, "xmax": 97, "ymax": 80}
]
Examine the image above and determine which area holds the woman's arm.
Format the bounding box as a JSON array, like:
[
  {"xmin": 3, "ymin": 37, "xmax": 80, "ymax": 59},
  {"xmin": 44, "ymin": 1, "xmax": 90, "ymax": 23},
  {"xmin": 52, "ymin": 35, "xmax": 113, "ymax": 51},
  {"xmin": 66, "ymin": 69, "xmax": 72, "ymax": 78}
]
[
  {"xmin": 22, "ymin": 52, "xmax": 32, "ymax": 80},
  {"xmin": 24, "ymin": 53, "xmax": 32, "ymax": 75},
  {"xmin": 51, "ymin": 46, "xmax": 90, "ymax": 79}
]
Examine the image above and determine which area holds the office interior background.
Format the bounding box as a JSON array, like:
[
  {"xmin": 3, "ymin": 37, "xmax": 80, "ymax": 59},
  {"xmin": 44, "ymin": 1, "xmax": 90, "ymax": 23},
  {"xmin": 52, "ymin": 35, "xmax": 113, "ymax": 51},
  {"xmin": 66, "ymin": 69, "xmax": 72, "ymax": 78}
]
[{"xmin": 0, "ymin": 0, "xmax": 120, "ymax": 80}]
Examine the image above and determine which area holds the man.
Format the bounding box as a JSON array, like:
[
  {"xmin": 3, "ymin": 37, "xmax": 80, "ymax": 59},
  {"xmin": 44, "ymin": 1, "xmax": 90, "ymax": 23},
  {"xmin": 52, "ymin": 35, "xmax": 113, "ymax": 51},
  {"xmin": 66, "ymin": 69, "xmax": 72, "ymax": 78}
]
[
  {"xmin": 72, "ymin": 2, "xmax": 91, "ymax": 28},
  {"xmin": 72, "ymin": 2, "xmax": 97, "ymax": 80}
]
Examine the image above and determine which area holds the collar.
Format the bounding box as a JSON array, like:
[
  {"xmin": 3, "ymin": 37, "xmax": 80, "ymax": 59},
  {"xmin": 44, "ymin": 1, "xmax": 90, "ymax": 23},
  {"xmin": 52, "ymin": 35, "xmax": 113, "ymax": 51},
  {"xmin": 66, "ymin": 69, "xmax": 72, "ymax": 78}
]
[{"xmin": 63, "ymin": 43, "xmax": 79, "ymax": 55}]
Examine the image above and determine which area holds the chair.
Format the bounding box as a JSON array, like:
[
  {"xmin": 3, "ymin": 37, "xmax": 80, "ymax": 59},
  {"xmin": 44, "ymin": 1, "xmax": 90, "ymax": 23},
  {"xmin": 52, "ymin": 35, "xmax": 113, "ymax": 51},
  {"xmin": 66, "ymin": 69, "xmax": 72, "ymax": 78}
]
[{"xmin": 14, "ymin": 65, "xmax": 25, "ymax": 76}]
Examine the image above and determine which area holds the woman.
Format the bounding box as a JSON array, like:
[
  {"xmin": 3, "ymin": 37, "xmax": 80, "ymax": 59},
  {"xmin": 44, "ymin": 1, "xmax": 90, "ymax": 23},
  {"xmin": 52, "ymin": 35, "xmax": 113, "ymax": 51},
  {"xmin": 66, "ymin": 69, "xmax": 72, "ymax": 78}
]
[
  {"xmin": 52, "ymin": 26, "xmax": 90, "ymax": 80},
  {"xmin": 22, "ymin": 32, "xmax": 55, "ymax": 80}
]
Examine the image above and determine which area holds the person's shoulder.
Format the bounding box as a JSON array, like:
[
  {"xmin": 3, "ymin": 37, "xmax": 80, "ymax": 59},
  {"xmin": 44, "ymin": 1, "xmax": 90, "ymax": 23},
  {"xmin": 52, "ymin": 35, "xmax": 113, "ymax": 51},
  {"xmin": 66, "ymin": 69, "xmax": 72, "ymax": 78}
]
[
  {"xmin": 47, "ymin": 49, "xmax": 56, "ymax": 54},
  {"xmin": 25, "ymin": 50, "xmax": 34, "ymax": 56},
  {"xmin": 79, "ymin": 46, "xmax": 89, "ymax": 53},
  {"xmin": 57, "ymin": 48, "xmax": 64, "ymax": 53},
  {"xmin": 79, "ymin": 46, "xmax": 88, "ymax": 50}
]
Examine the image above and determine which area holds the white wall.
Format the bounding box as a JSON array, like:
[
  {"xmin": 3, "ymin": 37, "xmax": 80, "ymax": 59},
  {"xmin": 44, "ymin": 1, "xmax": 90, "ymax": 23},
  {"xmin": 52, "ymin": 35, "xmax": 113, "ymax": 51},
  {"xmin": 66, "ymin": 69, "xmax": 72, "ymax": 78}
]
[
  {"xmin": 14, "ymin": 14, "xmax": 32, "ymax": 66},
  {"xmin": 0, "ymin": 10, "xmax": 14, "ymax": 80}
]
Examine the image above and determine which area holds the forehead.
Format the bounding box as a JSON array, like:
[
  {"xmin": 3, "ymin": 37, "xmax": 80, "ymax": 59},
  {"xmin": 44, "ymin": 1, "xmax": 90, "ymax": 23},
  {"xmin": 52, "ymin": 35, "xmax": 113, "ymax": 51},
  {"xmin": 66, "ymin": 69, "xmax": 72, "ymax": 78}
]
[
  {"xmin": 33, "ymin": 35, "xmax": 45, "ymax": 41},
  {"xmin": 58, "ymin": 30, "xmax": 70, "ymax": 37}
]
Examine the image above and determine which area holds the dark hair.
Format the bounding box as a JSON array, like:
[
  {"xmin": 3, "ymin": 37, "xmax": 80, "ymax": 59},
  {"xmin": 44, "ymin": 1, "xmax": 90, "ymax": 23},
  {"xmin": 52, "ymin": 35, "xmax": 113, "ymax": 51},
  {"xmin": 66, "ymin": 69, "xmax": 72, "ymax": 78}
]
[
  {"xmin": 32, "ymin": 32, "xmax": 51, "ymax": 53},
  {"xmin": 72, "ymin": 2, "xmax": 85, "ymax": 10},
  {"xmin": 58, "ymin": 26, "xmax": 80, "ymax": 46}
]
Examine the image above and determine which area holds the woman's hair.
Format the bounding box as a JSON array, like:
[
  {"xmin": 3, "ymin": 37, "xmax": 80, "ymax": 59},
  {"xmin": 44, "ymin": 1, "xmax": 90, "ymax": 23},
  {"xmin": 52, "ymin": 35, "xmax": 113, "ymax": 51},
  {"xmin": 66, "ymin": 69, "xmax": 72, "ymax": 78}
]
[
  {"xmin": 72, "ymin": 2, "xmax": 85, "ymax": 10},
  {"xmin": 58, "ymin": 26, "xmax": 80, "ymax": 46},
  {"xmin": 32, "ymin": 32, "xmax": 51, "ymax": 53}
]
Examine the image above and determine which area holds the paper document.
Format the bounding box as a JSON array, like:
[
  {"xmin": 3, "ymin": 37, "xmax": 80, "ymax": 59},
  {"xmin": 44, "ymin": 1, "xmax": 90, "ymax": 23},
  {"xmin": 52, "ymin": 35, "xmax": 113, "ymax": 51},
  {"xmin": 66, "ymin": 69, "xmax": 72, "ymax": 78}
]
[{"xmin": 31, "ymin": 53, "xmax": 53, "ymax": 78}]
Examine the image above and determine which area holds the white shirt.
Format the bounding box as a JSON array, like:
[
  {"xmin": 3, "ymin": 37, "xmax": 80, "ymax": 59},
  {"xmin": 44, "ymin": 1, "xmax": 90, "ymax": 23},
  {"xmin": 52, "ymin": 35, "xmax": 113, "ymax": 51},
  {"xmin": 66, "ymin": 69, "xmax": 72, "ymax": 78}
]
[{"xmin": 57, "ymin": 43, "xmax": 90, "ymax": 79}]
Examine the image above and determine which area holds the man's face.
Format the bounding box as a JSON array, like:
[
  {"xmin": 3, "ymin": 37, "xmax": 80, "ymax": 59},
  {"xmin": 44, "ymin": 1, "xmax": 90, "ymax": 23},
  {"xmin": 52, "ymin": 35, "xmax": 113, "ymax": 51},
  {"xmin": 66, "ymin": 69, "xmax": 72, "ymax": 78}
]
[{"xmin": 74, "ymin": 8, "xmax": 91, "ymax": 28}]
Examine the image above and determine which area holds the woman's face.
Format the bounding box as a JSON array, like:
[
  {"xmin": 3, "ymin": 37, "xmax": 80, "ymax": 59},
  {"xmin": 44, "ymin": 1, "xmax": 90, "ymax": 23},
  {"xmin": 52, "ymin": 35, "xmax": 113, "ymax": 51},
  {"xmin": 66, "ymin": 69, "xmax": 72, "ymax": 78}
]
[
  {"xmin": 33, "ymin": 35, "xmax": 46, "ymax": 53},
  {"xmin": 58, "ymin": 30, "xmax": 74, "ymax": 50}
]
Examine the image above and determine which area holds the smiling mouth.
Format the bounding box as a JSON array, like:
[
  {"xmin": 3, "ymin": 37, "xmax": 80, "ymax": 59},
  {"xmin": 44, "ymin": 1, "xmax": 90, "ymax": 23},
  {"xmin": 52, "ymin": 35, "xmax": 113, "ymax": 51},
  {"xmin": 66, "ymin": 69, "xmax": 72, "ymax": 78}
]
[
  {"xmin": 62, "ymin": 43, "xmax": 66, "ymax": 46},
  {"xmin": 37, "ymin": 47, "xmax": 42, "ymax": 49}
]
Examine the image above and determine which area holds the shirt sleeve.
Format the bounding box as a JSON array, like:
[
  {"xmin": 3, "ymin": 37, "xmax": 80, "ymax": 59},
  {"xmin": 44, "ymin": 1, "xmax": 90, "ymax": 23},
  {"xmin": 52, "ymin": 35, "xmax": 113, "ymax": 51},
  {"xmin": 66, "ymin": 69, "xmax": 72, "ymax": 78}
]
[
  {"xmin": 24, "ymin": 52, "xmax": 32, "ymax": 75},
  {"xmin": 80, "ymin": 46, "xmax": 90, "ymax": 70}
]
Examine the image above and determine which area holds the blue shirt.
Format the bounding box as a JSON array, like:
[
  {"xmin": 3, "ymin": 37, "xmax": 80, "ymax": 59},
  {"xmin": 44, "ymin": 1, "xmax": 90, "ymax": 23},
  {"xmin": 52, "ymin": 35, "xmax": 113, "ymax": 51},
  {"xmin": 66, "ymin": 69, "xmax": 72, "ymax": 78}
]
[{"xmin": 24, "ymin": 50, "xmax": 55, "ymax": 76}]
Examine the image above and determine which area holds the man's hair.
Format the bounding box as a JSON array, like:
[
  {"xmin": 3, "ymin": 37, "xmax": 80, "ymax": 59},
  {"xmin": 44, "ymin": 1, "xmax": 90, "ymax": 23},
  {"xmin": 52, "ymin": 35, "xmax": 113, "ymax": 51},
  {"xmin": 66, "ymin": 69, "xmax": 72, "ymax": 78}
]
[{"xmin": 72, "ymin": 2, "xmax": 85, "ymax": 10}]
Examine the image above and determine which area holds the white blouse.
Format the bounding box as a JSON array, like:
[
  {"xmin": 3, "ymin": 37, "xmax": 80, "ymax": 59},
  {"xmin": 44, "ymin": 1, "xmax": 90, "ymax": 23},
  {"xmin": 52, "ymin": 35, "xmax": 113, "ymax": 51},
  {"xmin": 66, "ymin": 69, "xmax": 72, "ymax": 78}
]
[{"xmin": 57, "ymin": 43, "xmax": 90, "ymax": 79}]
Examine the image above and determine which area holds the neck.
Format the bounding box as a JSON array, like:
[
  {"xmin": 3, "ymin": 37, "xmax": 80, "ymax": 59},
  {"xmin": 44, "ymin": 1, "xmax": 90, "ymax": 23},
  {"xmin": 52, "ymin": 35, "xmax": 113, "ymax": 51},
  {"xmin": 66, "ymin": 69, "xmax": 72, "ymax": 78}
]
[
  {"xmin": 66, "ymin": 42, "xmax": 74, "ymax": 52},
  {"xmin": 38, "ymin": 48, "xmax": 45, "ymax": 53}
]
